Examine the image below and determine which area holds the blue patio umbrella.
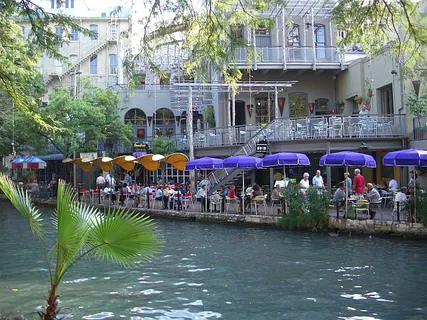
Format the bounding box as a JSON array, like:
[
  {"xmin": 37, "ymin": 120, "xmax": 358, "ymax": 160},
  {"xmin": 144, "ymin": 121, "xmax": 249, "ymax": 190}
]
[
  {"xmin": 261, "ymin": 152, "xmax": 310, "ymax": 186},
  {"xmin": 185, "ymin": 157, "xmax": 224, "ymax": 212},
  {"xmin": 223, "ymin": 155, "xmax": 262, "ymax": 213},
  {"xmin": 383, "ymin": 149, "xmax": 427, "ymax": 167},
  {"xmin": 320, "ymin": 151, "xmax": 376, "ymax": 217}
]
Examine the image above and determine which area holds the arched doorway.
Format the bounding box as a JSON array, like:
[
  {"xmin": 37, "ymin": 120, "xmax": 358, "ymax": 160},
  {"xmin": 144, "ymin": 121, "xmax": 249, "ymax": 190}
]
[
  {"xmin": 180, "ymin": 111, "xmax": 202, "ymax": 133},
  {"xmin": 154, "ymin": 108, "xmax": 175, "ymax": 137},
  {"xmin": 124, "ymin": 108, "xmax": 146, "ymax": 141}
]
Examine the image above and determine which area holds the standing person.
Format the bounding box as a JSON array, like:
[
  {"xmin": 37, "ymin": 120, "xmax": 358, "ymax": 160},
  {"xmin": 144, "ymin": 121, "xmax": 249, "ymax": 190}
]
[
  {"xmin": 409, "ymin": 170, "xmax": 415, "ymax": 185},
  {"xmin": 344, "ymin": 172, "xmax": 352, "ymax": 196},
  {"xmin": 96, "ymin": 173, "xmax": 106, "ymax": 188},
  {"xmin": 299, "ymin": 172, "xmax": 310, "ymax": 190},
  {"xmin": 123, "ymin": 172, "xmax": 132, "ymax": 186},
  {"xmin": 415, "ymin": 167, "xmax": 427, "ymax": 190},
  {"xmin": 353, "ymin": 168, "xmax": 365, "ymax": 196},
  {"xmin": 105, "ymin": 172, "xmax": 116, "ymax": 188},
  {"xmin": 312, "ymin": 170, "xmax": 324, "ymax": 189}
]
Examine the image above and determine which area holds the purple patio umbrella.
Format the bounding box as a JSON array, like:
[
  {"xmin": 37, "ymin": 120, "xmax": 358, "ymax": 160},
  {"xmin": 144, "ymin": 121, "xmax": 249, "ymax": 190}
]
[
  {"xmin": 383, "ymin": 149, "xmax": 427, "ymax": 167},
  {"xmin": 261, "ymin": 152, "xmax": 310, "ymax": 186},
  {"xmin": 383, "ymin": 148, "xmax": 427, "ymax": 221},
  {"xmin": 185, "ymin": 157, "xmax": 224, "ymax": 212},
  {"xmin": 223, "ymin": 155, "xmax": 262, "ymax": 213},
  {"xmin": 320, "ymin": 151, "xmax": 376, "ymax": 217}
]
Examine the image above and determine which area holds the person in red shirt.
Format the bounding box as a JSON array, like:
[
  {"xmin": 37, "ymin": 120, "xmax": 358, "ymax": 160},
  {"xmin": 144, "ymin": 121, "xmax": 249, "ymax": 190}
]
[
  {"xmin": 228, "ymin": 185, "xmax": 236, "ymax": 199},
  {"xmin": 353, "ymin": 168, "xmax": 366, "ymax": 195}
]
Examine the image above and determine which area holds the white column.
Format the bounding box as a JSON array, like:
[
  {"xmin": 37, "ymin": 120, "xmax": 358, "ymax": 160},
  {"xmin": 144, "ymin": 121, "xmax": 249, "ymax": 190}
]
[
  {"xmin": 232, "ymin": 92, "xmax": 236, "ymax": 127},
  {"xmin": 187, "ymin": 86, "xmax": 195, "ymax": 195},
  {"xmin": 275, "ymin": 86, "xmax": 279, "ymax": 119},
  {"xmin": 281, "ymin": 8, "xmax": 287, "ymax": 69},
  {"xmin": 311, "ymin": 9, "xmax": 316, "ymax": 67},
  {"xmin": 118, "ymin": 44, "xmax": 124, "ymax": 84}
]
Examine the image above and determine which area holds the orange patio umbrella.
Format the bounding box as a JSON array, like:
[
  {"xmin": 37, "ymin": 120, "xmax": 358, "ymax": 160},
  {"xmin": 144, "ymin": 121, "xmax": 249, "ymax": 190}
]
[
  {"xmin": 162, "ymin": 153, "xmax": 189, "ymax": 171},
  {"xmin": 112, "ymin": 155, "xmax": 136, "ymax": 172}
]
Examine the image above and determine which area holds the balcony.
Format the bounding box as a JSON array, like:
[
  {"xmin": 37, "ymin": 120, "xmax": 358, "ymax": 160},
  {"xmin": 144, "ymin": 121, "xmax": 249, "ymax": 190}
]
[
  {"xmin": 195, "ymin": 114, "xmax": 406, "ymax": 149},
  {"xmin": 234, "ymin": 46, "xmax": 347, "ymax": 69}
]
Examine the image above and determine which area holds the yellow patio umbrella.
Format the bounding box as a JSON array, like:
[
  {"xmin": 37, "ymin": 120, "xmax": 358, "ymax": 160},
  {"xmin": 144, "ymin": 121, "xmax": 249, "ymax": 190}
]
[
  {"xmin": 162, "ymin": 153, "xmax": 189, "ymax": 171},
  {"xmin": 135, "ymin": 154, "xmax": 164, "ymax": 171},
  {"xmin": 62, "ymin": 158, "xmax": 93, "ymax": 172},
  {"xmin": 112, "ymin": 155, "xmax": 136, "ymax": 172},
  {"xmin": 92, "ymin": 157, "xmax": 114, "ymax": 172}
]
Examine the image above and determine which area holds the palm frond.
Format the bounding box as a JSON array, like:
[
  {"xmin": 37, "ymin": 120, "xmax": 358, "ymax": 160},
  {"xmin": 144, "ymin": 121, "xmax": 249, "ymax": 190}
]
[
  {"xmin": 86, "ymin": 207, "xmax": 163, "ymax": 267},
  {"xmin": 0, "ymin": 173, "xmax": 44, "ymax": 239},
  {"xmin": 53, "ymin": 181, "xmax": 98, "ymax": 284}
]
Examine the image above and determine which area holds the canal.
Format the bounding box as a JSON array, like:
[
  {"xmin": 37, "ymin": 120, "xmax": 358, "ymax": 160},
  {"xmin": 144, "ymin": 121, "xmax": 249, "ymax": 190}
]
[{"xmin": 0, "ymin": 201, "xmax": 426, "ymax": 319}]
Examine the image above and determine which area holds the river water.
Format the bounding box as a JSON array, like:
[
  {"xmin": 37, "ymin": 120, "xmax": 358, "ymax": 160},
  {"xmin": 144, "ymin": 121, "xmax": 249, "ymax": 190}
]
[{"xmin": 0, "ymin": 201, "xmax": 426, "ymax": 319}]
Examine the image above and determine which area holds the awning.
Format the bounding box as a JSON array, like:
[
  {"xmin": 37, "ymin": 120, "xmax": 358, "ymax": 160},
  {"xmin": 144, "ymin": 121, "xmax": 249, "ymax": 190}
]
[{"xmin": 37, "ymin": 153, "xmax": 65, "ymax": 161}]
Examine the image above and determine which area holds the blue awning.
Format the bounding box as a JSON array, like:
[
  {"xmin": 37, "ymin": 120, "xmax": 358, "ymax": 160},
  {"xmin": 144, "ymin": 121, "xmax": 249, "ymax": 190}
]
[{"xmin": 37, "ymin": 154, "xmax": 65, "ymax": 161}]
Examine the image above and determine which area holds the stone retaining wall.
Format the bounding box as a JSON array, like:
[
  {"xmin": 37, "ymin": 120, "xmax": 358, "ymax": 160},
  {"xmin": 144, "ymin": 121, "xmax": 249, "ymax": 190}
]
[{"xmin": 2, "ymin": 196, "xmax": 427, "ymax": 238}]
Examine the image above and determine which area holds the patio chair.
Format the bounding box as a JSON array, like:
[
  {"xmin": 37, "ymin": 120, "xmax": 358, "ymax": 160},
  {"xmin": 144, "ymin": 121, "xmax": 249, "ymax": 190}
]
[
  {"xmin": 354, "ymin": 199, "xmax": 369, "ymax": 219},
  {"xmin": 252, "ymin": 195, "xmax": 268, "ymax": 215}
]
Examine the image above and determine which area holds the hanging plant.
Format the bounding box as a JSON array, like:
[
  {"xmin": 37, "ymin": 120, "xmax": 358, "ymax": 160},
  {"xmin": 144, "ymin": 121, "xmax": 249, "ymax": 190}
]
[
  {"xmin": 354, "ymin": 96, "xmax": 363, "ymax": 105},
  {"xmin": 367, "ymin": 89, "xmax": 373, "ymax": 97},
  {"xmin": 204, "ymin": 105, "xmax": 216, "ymax": 128}
]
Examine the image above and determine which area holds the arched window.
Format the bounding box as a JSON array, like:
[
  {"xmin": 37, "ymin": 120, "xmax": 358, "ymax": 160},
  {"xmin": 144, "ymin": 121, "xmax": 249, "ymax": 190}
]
[
  {"xmin": 154, "ymin": 108, "xmax": 175, "ymax": 137},
  {"xmin": 255, "ymin": 94, "xmax": 274, "ymax": 125},
  {"xmin": 124, "ymin": 108, "xmax": 146, "ymax": 125},
  {"xmin": 288, "ymin": 92, "xmax": 308, "ymax": 117}
]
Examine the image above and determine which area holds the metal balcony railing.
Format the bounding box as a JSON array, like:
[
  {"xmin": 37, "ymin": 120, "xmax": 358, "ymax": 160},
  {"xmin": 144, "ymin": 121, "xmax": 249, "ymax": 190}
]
[
  {"xmin": 413, "ymin": 116, "xmax": 427, "ymax": 140},
  {"xmin": 195, "ymin": 114, "xmax": 407, "ymax": 148},
  {"xmin": 235, "ymin": 46, "xmax": 342, "ymax": 64}
]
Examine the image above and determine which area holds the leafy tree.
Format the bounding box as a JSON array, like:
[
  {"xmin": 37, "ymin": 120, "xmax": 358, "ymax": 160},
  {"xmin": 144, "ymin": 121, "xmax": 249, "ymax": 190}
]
[
  {"xmin": 407, "ymin": 93, "xmax": 427, "ymax": 117},
  {"xmin": 26, "ymin": 80, "xmax": 134, "ymax": 156},
  {"xmin": 0, "ymin": 174, "xmax": 163, "ymax": 320},
  {"xmin": 333, "ymin": 0, "xmax": 427, "ymax": 77},
  {"xmin": 0, "ymin": 1, "xmax": 90, "ymax": 128}
]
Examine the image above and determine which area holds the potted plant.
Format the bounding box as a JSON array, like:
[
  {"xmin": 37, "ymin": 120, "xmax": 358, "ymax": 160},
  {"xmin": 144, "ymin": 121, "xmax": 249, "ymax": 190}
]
[
  {"xmin": 367, "ymin": 88, "xmax": 373, "ymax": 97},
  {"xmin": 335, "ymin": 101, "xmax": 345, "ymax": 111},
  {"xmin": 354, "ymin": 96, "xmax": 363, "ymax": 104}
]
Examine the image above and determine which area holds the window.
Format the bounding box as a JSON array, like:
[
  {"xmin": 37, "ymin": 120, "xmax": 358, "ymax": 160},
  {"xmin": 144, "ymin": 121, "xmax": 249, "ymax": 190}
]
[
  {"xmin": 124, "ymin": 108, "xmax": 146, "ymax": 125},
  {"xmin": 109, "ymin": 54, "xmax": 118, "ymax": 74},
  {"xmin": 70, "ymin": 27, "xmax": 78, "ymax": 41},
  {"xmin": 231, "ymin": 24, "xmax": 244, "ymax": 45},
  {"xmin": 51, "ymin": 0, "xmax": 54, "ymax": 8},
  {"xmin": 288, "ymin": 93, "xmax": 308, "ymax": 117},
  {"xmin": 90, "ymin": 55, "xmax": 97, "ymax": 75},
  {"xmin": 255, "ymin": 23, "xmax": 271, "ymax": 47},
  {"xmin": 89, "ymin": 24, "xmax": 98, "ymax": 40},
  {"xmin": 109, "ymin": 23, "xmax": 118, "ymax": 41},
  {"xmin": 65, "ymin": 0, "xmax": 69, "ymax": 8},
  {"xmin": 314, "ymin": 24, "xmax": 326, "ymax": 47},
  {"xmin": 55, "ymin": 26, "xmax": 62, "ymax": 41},
  {"xmin": 56, "ymin": 0, "xmax": 61, "ymax": 8},
  {"xmin": 154, "ymin": 108, "xmax": 175, "ymax": 136},
  {"xmin": 70, "ymin": 0, "xmax": 74, "ymax": 8},
  {"xmin": 379, "ymin": 84, "xmax": 393, "ymax": 114},
  {"xmin": 286, "ymin": 25, "xmax": 299, "ymax": 47},
  {"xmin": 255, "ymin": 95, "xmax": 274, "ymax": 125},
  {"xmin": 21, "ymin": 26, "xmax": 25, "ymax": 36}
]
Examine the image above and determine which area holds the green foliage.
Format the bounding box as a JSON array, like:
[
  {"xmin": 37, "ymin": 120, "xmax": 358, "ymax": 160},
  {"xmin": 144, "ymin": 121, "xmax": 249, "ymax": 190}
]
[
  {"xmin": 0, "ymin": 174, "xmax": 163, "ymax": 319},
  {"xmin": 415, "ymin": 191, "xmax": 427, "ymax": 226},
  {"xmin": 406, "ymin": 94, "xmax": 427, "ymax": 117},
  {"xmin": 204, "ymin": 105, "xmax": 216, "ymax": 128},
  {"xmin": 0, "ymin": 1, "xmax": 91, "ymax": 129},
  {"xmin": 333, "ymin": 0, "xmax": 427, "ymax": 78},
  {"xmin": 278, "ymin": 186, "xmax": 330, "ymax": 230},
  {"xmin": 151, "ymin": 136, "xmax": 176, "ymax": 156},
  {"xmin": 21, "ymin": 80, "xmax": 134, "ymax": 156}
]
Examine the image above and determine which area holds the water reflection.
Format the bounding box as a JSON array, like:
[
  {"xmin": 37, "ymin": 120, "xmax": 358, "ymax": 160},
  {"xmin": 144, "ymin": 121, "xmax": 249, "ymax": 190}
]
[{"xmin": 0, "ymin": 202, "xmax": 427, "ymax": 319}]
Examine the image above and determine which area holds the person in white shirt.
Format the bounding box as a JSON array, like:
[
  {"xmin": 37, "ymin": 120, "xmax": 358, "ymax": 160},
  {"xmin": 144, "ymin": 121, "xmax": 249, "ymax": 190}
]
[
  {"xmin": 300, "ymin": 172, "xmax": 310, "ymax": 190},
  {"xmin": 394, "ymin": 186, "xmax": 408, "ymax": 219},
  {"xmin": 388, "ymin": 176, "xmax": 399, "ymax": 190},
  {"xmin": 155, "ymin": 187, "xmax": 163, "ymax": 200},
  {"xmin": 312, "ymin": 170, "xmax": 324, "ymax": 189},
  {"xmin": 96, "ymin": 174, "xmax": 105, "ymax": 187},
  {"xmin": 105, "ymin": 172, "xmax": 116, "ymax": 188}
]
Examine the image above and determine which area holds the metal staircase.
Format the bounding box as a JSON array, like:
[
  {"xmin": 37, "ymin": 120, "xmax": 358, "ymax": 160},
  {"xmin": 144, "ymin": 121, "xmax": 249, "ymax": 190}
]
[
  {"xmin": 206, "ymin": 119, "xmax": 282, "ymax": 192},
  {"xmin": 45, "ymin": 38, "xmax": 109, "ymax": 85}
]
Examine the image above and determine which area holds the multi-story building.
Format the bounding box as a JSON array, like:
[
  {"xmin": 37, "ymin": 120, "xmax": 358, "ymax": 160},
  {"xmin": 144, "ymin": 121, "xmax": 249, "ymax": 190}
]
[{"xmin": 119, "ymin": 1, "xmax": 424, "ymax": 191}]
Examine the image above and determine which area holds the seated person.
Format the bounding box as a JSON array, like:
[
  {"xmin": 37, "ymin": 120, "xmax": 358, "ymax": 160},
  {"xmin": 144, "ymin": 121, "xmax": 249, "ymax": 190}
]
[
  {"xmin": 27, "ymin": 180, "xmax": 40, "ymax": 194},
  {"xmin": 388, "ymin": 176, "xmax": 399, "ymax": 191},
  {"xmin": 394, "ymin": 186, "xmax": 408, "ymax": 219},
  {"xmin": 366, "ymin": 183, "xmax": 381, "ymax": 219},
  {"xmin": 155, "ymin": 186, "xmax": 163, "ymax": 201},
  {"xmin": 103, "ymin": 186, "xmax": 117, "ymax": 205},
  {"xmin": 333, "ymin": 182, "xmax": 346, "ymax": 206},
  {"xmin": 271, "ymin": 185, "xmax": 283, "ymax": 202},
  {"xmin": 246, "ymin": 184, "xmax": 263, "ymax": 211},
  {"xmin": 228, "ymin": 185, "xmax": 237, "ymax": 199}
]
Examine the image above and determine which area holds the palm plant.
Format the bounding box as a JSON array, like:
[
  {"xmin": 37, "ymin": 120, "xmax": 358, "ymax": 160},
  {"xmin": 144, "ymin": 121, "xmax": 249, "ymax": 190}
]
[
  {"xmin": 151, "ymin": 136, "xmax": 176, "ymax": 185},
  {"xmin": 0, "ymin": 174, "xmax": 163, "ymax": 320}
]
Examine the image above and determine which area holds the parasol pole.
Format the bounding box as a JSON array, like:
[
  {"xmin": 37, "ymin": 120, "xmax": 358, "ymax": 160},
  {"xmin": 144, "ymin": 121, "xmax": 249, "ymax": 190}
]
[
  {"xmin": 205, "ymin": 170, "xmax": 208, "ymax": 213},
  {"xmin": 242, "ymin": 169, "xmax": 245, "ymax": 214},
  {"xmin": 345, "ymin": 166, "xmax": 348, "ymax": 219}
]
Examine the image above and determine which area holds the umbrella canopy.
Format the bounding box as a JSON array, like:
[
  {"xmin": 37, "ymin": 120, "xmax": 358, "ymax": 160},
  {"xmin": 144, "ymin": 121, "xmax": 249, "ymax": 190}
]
[
  {"xmin": 112, "ymin": 155, "xmax": 136, "ymax": 171},
  {"xmin": 185, "ymin": 157, "xmax": 223, "ymax": 170},
  {"xmin": 383, "ymin": 149, "xmax": 427, "ymax": 167},
  {"xmin": 92, "ymin": 157, "xmax": 114, "ymax": 172},
  {"xmin": 320, "ymin": 151, "xmax": 376, "ymax": 168},
  {"xmin": 62, "ymin": 158, "xmax": 92, "ymax": 172},
  {"xmin": 163, "ymin": 153, "xmax": 189, "ymax": 171},
  {"xmin": 223, "ymin": 155, "xmax": 262, "ymax": 169},
  {"xmin": 11, "ymin": 156, "xmax": 26, "ymax": 169},
  {"xmin": 23, "ymin": 156, "xmax": 47, "ymax": 169},
  {"xmin": 261, "ymin": 152, "xmax": 310, "ymax": 168},
  {"xmin": 135, "ymin": 154, "xmax": 164, "ymax": 171}
]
